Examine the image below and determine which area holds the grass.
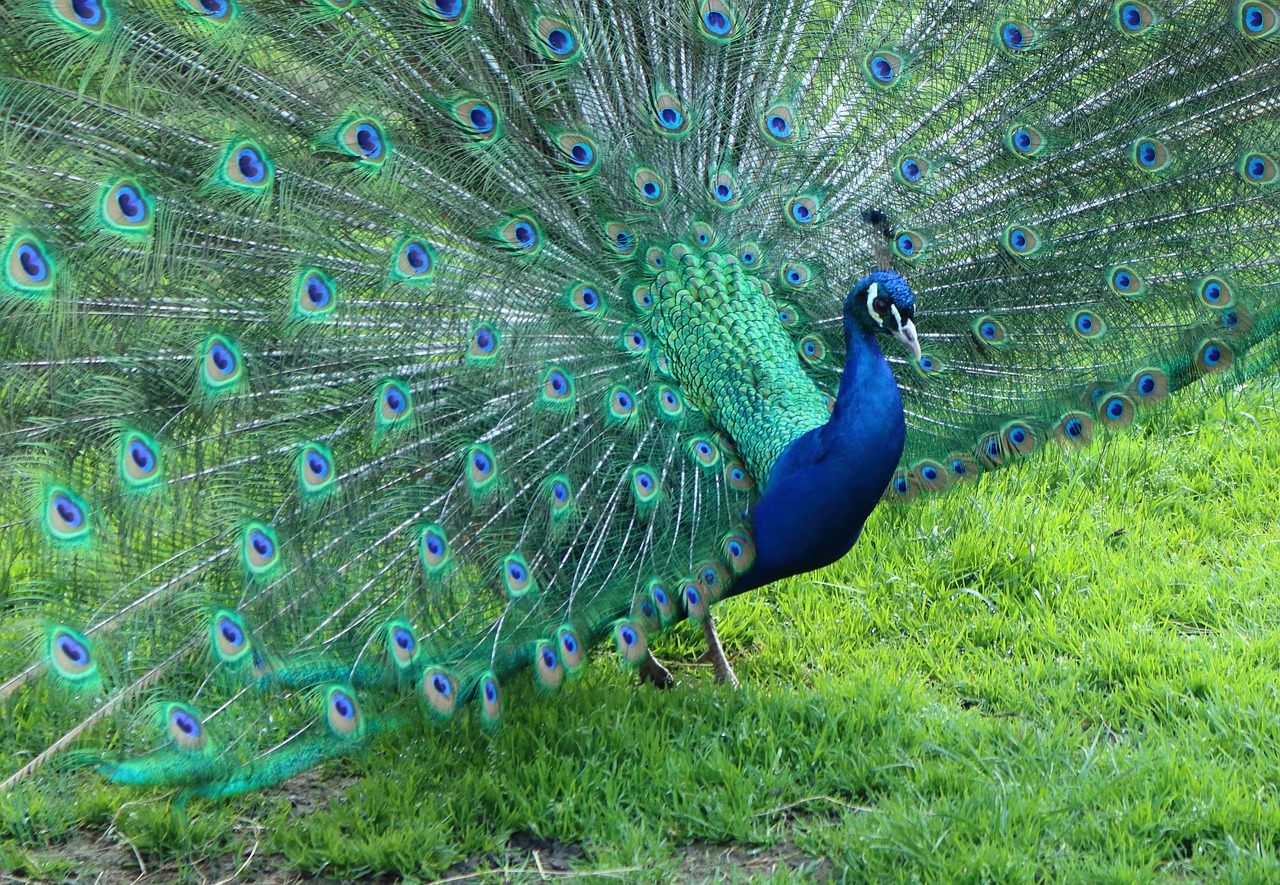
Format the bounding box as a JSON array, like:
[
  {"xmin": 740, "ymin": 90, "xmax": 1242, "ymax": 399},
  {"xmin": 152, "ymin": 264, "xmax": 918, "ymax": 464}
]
[{"xmin": 3, "ymin": 374, "xmax": 1280, "ymax": 883}]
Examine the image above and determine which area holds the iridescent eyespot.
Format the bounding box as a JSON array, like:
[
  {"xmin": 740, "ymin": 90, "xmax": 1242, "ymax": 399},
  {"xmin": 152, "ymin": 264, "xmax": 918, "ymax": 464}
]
[
  {"xmin": 973, "ymin": 316, "xmax": 1007, "ymax": 344},
  {"xmin": 698, "ymin": 0, "xmax": 735, "ymax": 38},
  {"xmin": 723, "ymin": 530, "xmax": 755, "ymax": 574},
  {"xmin": 976, "ymin": 433, "xmax": 1005, "ymax": 469},
  {"xmin": 53, "ymin": 0, "xmax": 110, "ymax": 32},
  {"xmin": 420, "ymin": 524, "xmax": 451, "ymax": 574},
  {"xmin": 547, "ymin": 475, "xmax": 573, "ymax": 514},
  {"xmin": 631, "ymin": 467, "xmax": 660, "ymax": 507},
  {"xmin": 786, "ymin": 197, "xmax": 817, "ymax": 227},
  {"xmin": 691, "ymin": 222, "xmax": 715, "ymax": 246},
  {"xmin": 656, "ymin": 385, "xmax": 685, "ymax": 418},
  {"xmin": 1073, "ymin": 309, "xmax": 1106, "ymax": 339},
  {"xmin": 422, "ymin": 668, "xmax": 458, "ymax": 716},
  {"xmin": 1002, "ymin": 224, "xmax": 1041, "ymax": 256},
  {"xmin": 606, "ymin": 222, "xmax": 636, "ymax": 254},
  {"xmin": 607, "ymin": 385, "xmax": 637, "ymax": 421},
  {"xmin": 632, "ymin": 285, "xmax": 654, "ymax": 311},
  {"xmin": 294, "ymin": 269, "xmax": 336, "ymax": 318},
  {"xmin": 480, "ymin": 672, "xmax": 501, "ymax": 728},
  {"xmin": 1128, "ymin": 368, "xmax": 1169, "ymax": 405},
  {"xmin": 777, "ymin": 303, "xmax": 800, "ymax": 327},
  {"xmin": 1007, "ymin": 126, "xmax": 1045, "ymax": 158},
  {"xmin": 102, "ymin": 180, "xmax": 152, "ymax": 232},
  {"xmin": 781, "ymin": 264, "xmax": 810, "ymax": 288},
  {"xmin": 1115, "ymin": 1, "xmax": 1156, "ymax": 33},
  {"xmin": 1097, "ymin": 393, "xmax": 1136, "ymax": 428},
  {"xmin": 689, "ymin": 436, "xmax": 721, "ymax": 468},
  {"xmin": 724, "ymin": 458, "xmax": 754, "ymax": 491},
  {"xmin": 540, "ymin": 366, "xmax": 575, "ymax": 406},
  {"xmin": 653, "ymin": 95, "xmax": 688, "ymax": 135},
  {"xmin": 1131, "ymin": 138, "xmax": 1170, "ymax": 172},
  {"xmin": 44, "ymin": 487, "xmax": 89, "ymax": 543},
  {"xmin": 1002, "ymin": 423, "xmax": 1036, "ymax": 456},
  {"xmin": 865, "ymin": 51, "xmax": 903, "ymax": 85},
  {"xmin": 164, "ymin": 703, "xmax": 208, "ymax": 752},
  {"xmin": 999, "ymin": 19, "xmax": 1035, "ymax": 51},
  {"xmin": 1195, "ymin": 339, "xmax": 1233, "ymax": 373},
  {"xmin": 500, "ymin": 216, "xmax": 541, "ymax": 253},
  {"xmin": 1197, "ymin": 276, "xmax": 1233, "ymax": 308},
  {"xmin": 377, "ymin": 380, "xmax": 412, "ymax": 426},
  {"xmin": 613, "ymin": 620, "xmax": 647, "ymax": 665},
  {"xmin": 1054, "ymin": 412, "xmax": 1095, "ymax": 445},
  {"xmin": 338, "ymin": 118, "xmax": 387, "ymax": 164},
  {"xmin": 711, "ymin": 171, "xmax": 739, "ymax": 207},
  {"xmin": 948, "ymin": 455, "xmax": 978, "ymax": 481},
  {"xmin": 219, "ymin": 140, "xmax": 273, "ymax": 191},
  {"xmin": 896, "ymin": 155, "xmax": 929, "ymax": 185},
  {"xmin": 467, "ymin": 444, "xmax": 498, "ymax": 491},
  {"xmin": 1107, "ymin": 266, "xmax": 1144, "ymax": 298},
  {"xmin": 1239, "ymin": 2, "xmax": 1279, "ymax": 37},
  {"xmin": 740, "ymin": 242, "xmax": 761, "ymax": 265},
  {"xmin": 1239, "ymin": 152, "xmax": 1279, "ymax": 186},
  {"xmin": 423, "ymin": 0, "xmax": 467, "ymax": 22},
  {"xmin": 537, "ymin": 17, "xmax": 578, "ymax": 60},
  {"xmin": 889, "ymin": 473, "xmax": 917, "ymax": 502},
  {"xmin": 467, "ymin": 323, "xmax": 499, "ymax": 362},
  {"xmin": 293, "ymin": 444, "xmax": 334, "ymax": 497},
  {"xmin": 119, "ymin": 431, "xmax": 162, "ymax": 489},
  {"xmin": 634, "ymin": 168, "xmax": 666, "ymax": 205},
  {"xmin": 48, "ymin": 626, "xmax": 97, "ymax": 682},
  {"xmin": 798, "ymin": 335, "xmax": 826, "ymax": 364},
  {"xmin": 1220, "ymin": 304, "xmax": 1253, "ymax": 335},
  {"xmin": 913, "ymin": 460, "xmax": 950, "ymax": 492},
  {"xmin": 683, "ymin": 580, "xmax": 708, "ymax": 621},
  {"xmin": 502, "ymin": 553, "xmax": 535, "ymax": 597},
  {"xmin": 4, "ymin": 235, "xmax": 55, "ymax": 293},
  {"xmin": 325, "ymin": 687, "xmax": 362, "ymax": 737},
  {"xmin": 242, "ymin": 522, "xmax": 279, "ymax": 576},
  {"xmin": 535, "ymin": 642, "xmax": 565, "ymax": 691},
  {"xmin": 556, "ymin": 626, "xmax": 586, "ymax": 672},
  {"xmin": 893, "ymin": 231, "xmax": 924, "ymax": 260},
  {"xmin": 556, "ymin": 133, "xmax": 597, "ymax": 172},
  {"xmin": 761, "ymin": 105, "xmax": 796, "ymax": 143},
  {"xmin": 394, "ymin": 238, "xmax": 434, "ymax": 282},
  {"xmin": 913, "ymin": 354, "xmax": 942, "ymax": 377},
  {"xmin": 212, "ymin": 610, "xmax": 251, "ymax": 664},
  {"xmin": 201, "ymin": 335, "xmax": 241, "ymax": 391},
  {"xmin": 569, "ymin": 282, "xmax": 603, "ymax": 315},
  {"xmin": 387, "ymin": 621, "xmax": 418, "ymax": 668}
]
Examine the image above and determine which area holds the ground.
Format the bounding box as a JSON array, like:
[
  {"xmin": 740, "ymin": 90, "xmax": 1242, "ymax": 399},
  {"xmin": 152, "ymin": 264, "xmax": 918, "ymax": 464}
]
[{"xmin": 3, "ymin": 375, "xmax": 1279, "ymax": 884}]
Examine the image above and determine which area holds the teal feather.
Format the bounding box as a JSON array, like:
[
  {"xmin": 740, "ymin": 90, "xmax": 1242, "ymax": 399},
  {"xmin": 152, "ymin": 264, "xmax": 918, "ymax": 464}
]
[{"xmin": 0, "ymin": 0, "xmax": 1277, "ymax": 805}]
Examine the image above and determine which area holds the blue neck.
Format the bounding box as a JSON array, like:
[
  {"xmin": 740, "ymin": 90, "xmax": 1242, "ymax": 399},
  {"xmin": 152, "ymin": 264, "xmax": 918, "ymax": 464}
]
[{"xmin": 732, "ymin": 318, "xmax": 906, "ymax": 595}]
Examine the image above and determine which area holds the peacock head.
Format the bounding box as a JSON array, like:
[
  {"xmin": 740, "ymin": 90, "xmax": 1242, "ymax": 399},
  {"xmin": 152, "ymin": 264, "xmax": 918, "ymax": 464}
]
[{"xmin": 846, "ymin": 270, "xmax": 921, "ymax": 360}]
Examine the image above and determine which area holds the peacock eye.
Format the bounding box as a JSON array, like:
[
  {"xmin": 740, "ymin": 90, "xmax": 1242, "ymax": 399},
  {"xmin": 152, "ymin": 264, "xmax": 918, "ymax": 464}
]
[{"xmin": 872, "ymin": 295, "xmax": 892, "ymax": 314}]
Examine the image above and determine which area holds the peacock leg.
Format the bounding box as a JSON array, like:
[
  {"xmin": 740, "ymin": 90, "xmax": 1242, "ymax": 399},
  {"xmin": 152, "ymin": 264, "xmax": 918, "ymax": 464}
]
[
  {"xmin": 701, "ymin": 615, "xmax": 739, "ymax": 688},
  {"xmin": 638, "ymin": 650, "xmax": 676, "ymax": 689}
]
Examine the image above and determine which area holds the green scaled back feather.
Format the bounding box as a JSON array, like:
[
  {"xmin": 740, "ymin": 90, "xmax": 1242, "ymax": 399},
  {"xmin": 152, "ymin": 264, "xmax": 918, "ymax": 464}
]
[{"xmin": 0, "ymin": 0, "xmax": 1277, "ymax": 804}]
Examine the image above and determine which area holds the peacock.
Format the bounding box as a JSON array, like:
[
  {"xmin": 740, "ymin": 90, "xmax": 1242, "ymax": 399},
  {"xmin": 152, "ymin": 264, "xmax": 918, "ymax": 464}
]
[{"xmin": 0, "ymin": 0, "xmax": 1277, "ymax": 810}]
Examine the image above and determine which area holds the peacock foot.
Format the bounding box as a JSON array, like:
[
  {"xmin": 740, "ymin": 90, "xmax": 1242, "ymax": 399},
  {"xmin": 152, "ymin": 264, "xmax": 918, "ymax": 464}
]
[
  {"xmin": 700, "ymin": 616, "xmax": 740, "ymax": 689},
  {"xmin": 638, "ymin": 650, "xmax": 676, "ymax": 689}
]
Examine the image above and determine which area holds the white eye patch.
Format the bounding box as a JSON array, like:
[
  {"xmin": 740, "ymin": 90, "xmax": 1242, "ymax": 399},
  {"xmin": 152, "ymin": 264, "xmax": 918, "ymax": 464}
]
[{"xmin": 865, "ymin": 282, "xmax": 884, "ymax": 326}]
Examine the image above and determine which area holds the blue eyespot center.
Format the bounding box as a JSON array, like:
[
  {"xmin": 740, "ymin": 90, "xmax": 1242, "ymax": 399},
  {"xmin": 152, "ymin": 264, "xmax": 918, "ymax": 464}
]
[
  {"xmin": 1123, "ymin": 4, "xmax": 1142, "ymax": 28},
  {"xmin": 552, "ymin": 481, "xmax": 568, "ymax": 502},
  {"xmin": 58, "ymin": 634, "xmax": 88, "ymax": 663},
  {"xmin": 791, "ymin": 202, "xmax": 812, "ymax": 223},
  {"xmin": 619, "ymin": 625, "xmax": 637, "ymax": 646},
  {"xmin": 219, "ymin": 618, "xmax": 244, "ymax": 646},
  {"xmin": 52, "ymin": 492, "xmax": 85, "ymax": 528},
  {"xmin": 1003, "ymin": 23, "xmax": 1024, "ymax": 47},
  {"xmin": 513, "ymin": 222, "xmax": 535, "ymax": 247},
  {"xmin": 541, "ymin": 647, "xmax": 557, "ymax": 668},
  {"xmin": 130, "ymin": 440, "xmax": 155, "ymax": 470},
  {"xmin": 569, "ymin": 142, "xmax": 592, "ymax": 165},
  {"xmin": 432, "ymin": 674, "xmax": 450, "ymax": 695},
  {"xmin": 426, "ymin": 534, "xmax": 444, "ymax": 556},
  {"xmin": 658, "ymin": 107, "xmax": 682, "ymax": 129},
  {"xmin": 250, "ymin": 530, "xmax": 273, "ymax": 558},
  {"xmin": 562, "ymin": 633, "xmax": 578, "ymax": 653},
  {"xmin": 473, "ymin": 452, "xmax": 492, "ymax": 473},
  {"xmin": 922, "ymin": 466, "xmax": 938, "ymax": 480},
  {"xmin": 71, "ymin": 0, "xmax": 102, "ymax": 25},
  {"xmin": 902, "ymin": 159, "xmax": 921, "ymax": 180},
  {"xmin": 1065, "ymin": 418, "xmax": 1084, "ymax": 437},
  {"xmin": 704, "ymin": 10, "xmax": 729, "ymax": 34},
  {"xmin": 1245, "ymin": 5, "xmax": 1265, "ymax": 30},
  {"xmin": 393, "ymin": 627, "xmax": 415, "ymax": 651},
  {"xmin": 306, "ymin": 275, "xmax": 330, "ymax": 306},
  {"xmin": 171, "ymin": 708, "xmax": 200, "ymax": 735},
  {"xmin": 384, "ymin": 387, "xmax": 405, "ymax": 413},
  {"xmin": 484, "ymin": 680, "xmax": 498, "ymax": 702},
  {"xmin": 17, "ymin": 244, "xmax": 48, "ymax": 281},
  {"xmin": 405, "ymin": 243, "xmax": 429, "ymax": 272},
  {"xmin": 468, "ymin": 106, "xmax": 493, "ymax": 133},
  {"xmin": 475, "ymin": 328, "xmax": 495, "ymax": 351},
  {"xmin": 1107, "ymin": 398, "xmax": 1125, "ymax": 418},
  {"xmin": 355, "ymin": 124, "xmax": 382, "ymax": 157},
  {"xmin": 871, "ymin": 56, "xmax": 895, "ymax": 82},
  {"xmin": 116, "ymin": 187, "xmax": 144, "ymax": 221},
  {"xmin": 547, "ymin": 27, "xmax": 573, "ymax": 53},
  {"xmin": 767, "ymin": 114, "xmax": 791, "ymax": 137},
  {"xmin": 236, "ymin": 148, "xmax": 265, "ymax": 183},
  {"xmin": 332, "ymin": 692, "xmax": 354, "ymax": 719},
  {"xmin": 980, "ymin": 322, "xmax": 997, "ymax": 340}
]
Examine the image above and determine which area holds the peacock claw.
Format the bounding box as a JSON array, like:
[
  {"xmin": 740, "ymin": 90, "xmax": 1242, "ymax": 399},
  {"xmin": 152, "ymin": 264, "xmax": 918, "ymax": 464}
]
[
  {"xmin": 701, "ymin": 616, "xmax": 740, "ymax": 689},
  {"xmin": 638, "ymin": 650, "xmax": 676, "ymax": 689}
]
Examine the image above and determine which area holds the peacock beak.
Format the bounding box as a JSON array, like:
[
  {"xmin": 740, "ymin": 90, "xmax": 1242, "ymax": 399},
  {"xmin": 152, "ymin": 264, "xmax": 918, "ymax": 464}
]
[{"xmin": 894, "ymin": 318, "xmax": 922, "ymax": 361}]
